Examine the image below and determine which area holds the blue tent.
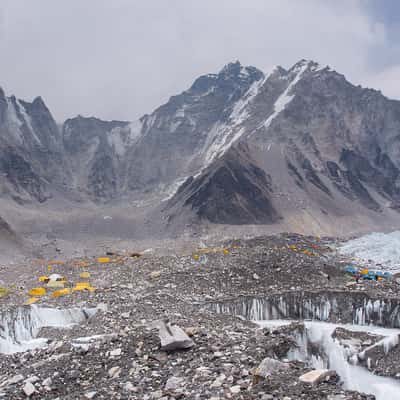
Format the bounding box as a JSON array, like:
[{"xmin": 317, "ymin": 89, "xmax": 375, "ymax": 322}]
[
  {"xmin": 345, "ymin": 266, "xmax": 358, "ymax": 274},
  {"xmin": 383, "ymin": 271, "xmax": 393, "ymax": 279}
]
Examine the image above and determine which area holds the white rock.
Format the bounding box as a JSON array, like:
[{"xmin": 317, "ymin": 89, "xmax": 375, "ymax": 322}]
[
  {"xmin": 110, "ymin": 348, "xmax": 122, "ymax": 357},
  {"xmin": 123, "ymin": 382, "xmax": 137, "ymax": 392},
  {"xmin": 149, "ymin": 271, "xmax": 161, "ymax": 279},
  {"xmin": 165, "ymin": 376, "xmax": 184, "ymax": 391},
  {"xmin": 84, "ymin": 392, "xmax": 97, "ymax": 399},
  {"xmin": 22, "ymin": 382, "xmax": 36, "ymax": 397},
  {"xmin": 42, "ymin": 377, "xmax": 52, "ymax": 387},
  {"xmin": 299, "ymin": 369, "xmax": 333, "ymax": 385},
  {"xmin": 25, "ymin": 376, "xmax": 39, "ymax": 384},
  {"xmin": 108, "ymin": 366, "xmax": 121, "ymax": 379},
  {"xmin": 230, "ymin": 385, "xmax": 241, "ymax": 394},
  {"xmin": 211, "ymin": 374, "xmax": 226, "ymax": 388},
  {"xmin": 261, "ymin": 395, "xmax": 274, "ymax": 400},
  {"xmin": 7, "ymin": 374, "xmax": 24, "ymax": 385}
]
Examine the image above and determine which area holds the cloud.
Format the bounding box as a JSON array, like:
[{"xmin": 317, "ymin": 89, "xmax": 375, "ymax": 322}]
[
  {"xmin": 0, "ymin": 0, "xmax": 397, "ymax": 122},
  {"xmin": 366, "ymin": 65, "xmax": 400, "ymax": 99}
]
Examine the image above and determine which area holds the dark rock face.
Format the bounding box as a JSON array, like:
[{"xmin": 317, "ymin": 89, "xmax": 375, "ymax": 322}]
[
  {"xmin": 340, "ymin": 149, "xmax": 400, "ymax": 199},
  {"xmin": 62, "ymin": 116, "xmax": 130, "ymax": 200},
  {"xmin": 167, "ymin": 146, "xmax": 281, "ymax": 225},
  {"xmin": 0, "ymin": 149, "xmax": 48, "ymax": 202},
  {"xmin": 0, "ymin": 90, "xmax": 65, "ymax": 202}
]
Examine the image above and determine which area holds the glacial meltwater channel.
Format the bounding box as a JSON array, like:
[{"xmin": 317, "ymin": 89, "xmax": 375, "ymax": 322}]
[
  {"xmin": 207, "ymin": 294, "xmax": 400, "ymax": 399},
  {"xmin": 0, "ymin": 305, "xmax": 97, "ymax": 354}
]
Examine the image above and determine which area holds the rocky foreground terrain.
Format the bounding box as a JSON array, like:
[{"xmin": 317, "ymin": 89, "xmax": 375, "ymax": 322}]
[{"xmin": 0, "ymin": 234, "xmax": 399, "ymax": 399}]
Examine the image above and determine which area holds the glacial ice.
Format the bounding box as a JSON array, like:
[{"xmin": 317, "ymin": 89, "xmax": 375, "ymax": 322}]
[
  {"xmin": 210, "ymin": 295, "xmax": 400, "ymax": 400},
  {"xmin": 257, "ymin": 320, "xmax": 400, "ymax": 400},
  {"xmin": 0, "ymin": 305, "xmax": 97, "ymax": 354},
  {"xmin": 339, "ymin": 231, "xmax": 400, "ymax": 272},
  {"xmin": 209, "ymin": 293, "xmax": 400, "ymax": 328}
]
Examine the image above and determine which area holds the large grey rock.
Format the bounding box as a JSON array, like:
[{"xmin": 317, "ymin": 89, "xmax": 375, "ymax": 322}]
[
  {"xmin": 254, "ymin": 357, "xmax": 289, "ymax": 378},
  {"xmin": 22, "ymin": 381, "xmax": 36, "ymax": 397},
  {"xmin": 164, "ymin": 376, "xmax": 185, "ymax": 391},
  {"xmin": 299, "ymin": 369, "xmax": 333, "ymax": 385},
  {"xmin": 154, "ymin": 320, "xmax": 194, "ymax": 351}
]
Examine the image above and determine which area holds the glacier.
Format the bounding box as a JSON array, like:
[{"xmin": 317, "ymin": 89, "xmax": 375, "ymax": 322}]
[
  {"xmin": 208, "ymin": 294, "xmax": 400, "ymax": 400},
  {"xmin": 339, "ymin": 231, "xmax": 400, "ymax": 272},
  {"xmin": 0, "ymin": 305, "xmax": 97, "ymax": 354},
  {"xmin": 257, "ymin": 320, "xmax": 400, "ymax": 400}
]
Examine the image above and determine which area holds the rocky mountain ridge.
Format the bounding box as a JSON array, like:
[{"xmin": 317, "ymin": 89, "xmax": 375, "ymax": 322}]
[{"xmin": 2, "ymin": 59, "xmax": 400, "ymax": 232}]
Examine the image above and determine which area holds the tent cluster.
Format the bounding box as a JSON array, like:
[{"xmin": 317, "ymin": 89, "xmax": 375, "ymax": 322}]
[
  {"xmin": 344, "ymin": 265, "xmax": 393, "ymax": 281},
  {"xmin": 27, "ymin": 270, "xmax": 97, "ymax": 304},
  {"xmin": 26, "ymin": 251, "xmax": 143, "ymax": 305},
  {"xmin": 27, "ymin": 261, "xmax": 97, "ymax": 304}
]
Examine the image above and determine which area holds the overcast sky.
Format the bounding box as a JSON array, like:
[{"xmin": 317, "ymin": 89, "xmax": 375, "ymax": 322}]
[{"xmin": 0, "ymin": 0, "xmax": 399, "ymax": 122}]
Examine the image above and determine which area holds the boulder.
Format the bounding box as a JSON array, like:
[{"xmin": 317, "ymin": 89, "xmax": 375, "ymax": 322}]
[
  {"xmin": 165, "ymin": 376, "xmax": 184, "ymax": 391},
  {"xmin": 154, "ymin": 320, "xmax": 194, "ymax": 351},
  {"xmin": 299, "ymin": 369, "xmax": 333, "ymax": 385},
  {"xmin": 254, "ymin": 357, "xmax": 289, "ymax": 378},
  {"xmin": 22, "ymin": 382, "xmax": 36, "ymax": 397}
]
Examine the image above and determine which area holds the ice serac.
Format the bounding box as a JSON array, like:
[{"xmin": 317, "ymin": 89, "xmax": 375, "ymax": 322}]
[
  {"xmin": 0, "ymin": 305, "xmax": 97, "ymax": 354},
  {"xmin": 208, "ymin": 291, "xmax": 400, "ymax": 328}
]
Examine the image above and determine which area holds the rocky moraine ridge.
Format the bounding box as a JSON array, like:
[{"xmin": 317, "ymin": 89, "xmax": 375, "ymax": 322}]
[{"xmin": 0, "ymin": 234, "xmax": 399, "ymax": 399}]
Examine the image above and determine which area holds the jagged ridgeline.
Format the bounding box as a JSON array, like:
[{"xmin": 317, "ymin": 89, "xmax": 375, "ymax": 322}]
[{"xmin": 2, "ymin": 59, "xmax": 400, "ymax": 228}]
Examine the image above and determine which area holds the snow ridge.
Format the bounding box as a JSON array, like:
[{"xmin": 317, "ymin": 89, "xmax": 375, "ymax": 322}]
[
  {"xmin": 202, "ymin": 61, "xmax": 310, "ymax": 169},
  {"xmin": 263, "ymin": 61, "xmax": 309, "ymax": 129},
  {"xmin": 202, "ymin": 75, "xmax": 266, "ymax": 167}
]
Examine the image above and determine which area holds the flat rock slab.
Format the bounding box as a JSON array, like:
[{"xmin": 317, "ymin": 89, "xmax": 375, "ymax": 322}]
[
  {"xmin": 155, "ymin": 320, "xmax": 194, "ymax": 351},
  {"xmin": 299, "ymin": 369, "xmax": 333, "ymax": 385}
]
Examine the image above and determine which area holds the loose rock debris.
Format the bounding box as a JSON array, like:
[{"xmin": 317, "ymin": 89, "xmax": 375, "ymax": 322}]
[{"xmin": 0, "ymin": 233, "xmax": 396, "ymax": 399}]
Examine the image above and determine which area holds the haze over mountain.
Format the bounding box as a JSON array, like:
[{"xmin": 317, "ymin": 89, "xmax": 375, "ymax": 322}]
[{"xmin": 2, "ymin": 59, "xmax": 400, "ymax": 243}]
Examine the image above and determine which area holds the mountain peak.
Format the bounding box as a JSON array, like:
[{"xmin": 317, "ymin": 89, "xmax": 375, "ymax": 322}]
[
  {"xmin": 289, "ymin": 59, "xmax": 329, "ymax": 74},
  {"xmin": 219, "ymin": 61, "xmax": 264, "ymax": 81},
  {"xmin": 219, "ymin": 60, "xmax": 242, "ymax": 75},
  {"xmin": 32, "ymin": 96, "xmax": 45, "ymax": 106}
]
